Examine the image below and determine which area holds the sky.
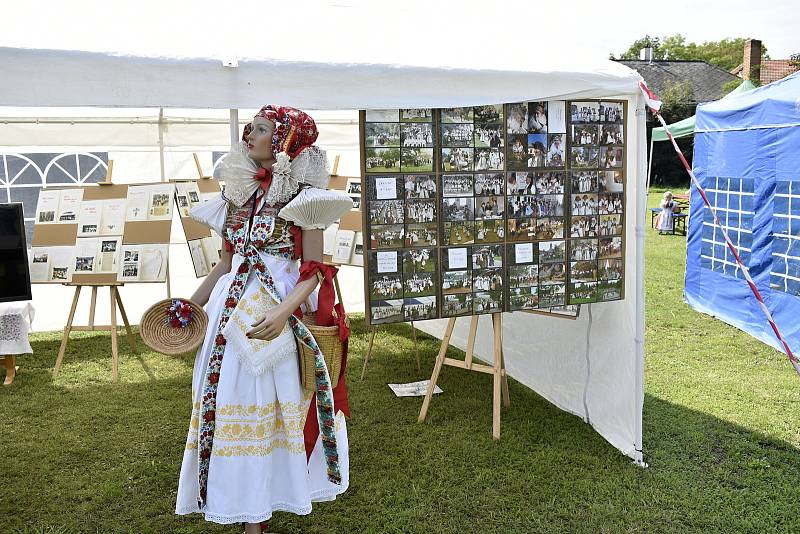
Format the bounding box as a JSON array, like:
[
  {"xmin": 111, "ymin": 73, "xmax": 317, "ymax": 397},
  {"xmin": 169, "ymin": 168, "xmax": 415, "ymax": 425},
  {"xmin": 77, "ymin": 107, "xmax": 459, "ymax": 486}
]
[{"xmin": 1, "ymin": 0, "xmax": 797, "ymax": 66}]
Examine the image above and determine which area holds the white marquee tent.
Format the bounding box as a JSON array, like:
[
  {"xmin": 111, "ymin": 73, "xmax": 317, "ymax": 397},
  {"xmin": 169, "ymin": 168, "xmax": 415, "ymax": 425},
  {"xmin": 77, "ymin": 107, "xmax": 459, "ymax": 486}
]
[{"xmin": 0, "ymin": 45, "xmax": 647, "ymax": 465}]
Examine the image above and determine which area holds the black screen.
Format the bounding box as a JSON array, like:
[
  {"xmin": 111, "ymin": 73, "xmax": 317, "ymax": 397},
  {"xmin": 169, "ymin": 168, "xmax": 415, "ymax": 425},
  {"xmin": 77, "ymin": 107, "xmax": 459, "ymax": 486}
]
[{"xmin": 0, "ymin": 203, "xmax": 33, "ymax": 303}]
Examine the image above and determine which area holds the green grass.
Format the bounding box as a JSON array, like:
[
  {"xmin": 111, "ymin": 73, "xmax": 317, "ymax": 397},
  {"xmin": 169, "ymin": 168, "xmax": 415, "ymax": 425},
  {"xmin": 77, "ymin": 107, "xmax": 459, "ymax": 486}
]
[{"xmin": 2, "ymin": 189, "xmax": 799, "ymax": 533}]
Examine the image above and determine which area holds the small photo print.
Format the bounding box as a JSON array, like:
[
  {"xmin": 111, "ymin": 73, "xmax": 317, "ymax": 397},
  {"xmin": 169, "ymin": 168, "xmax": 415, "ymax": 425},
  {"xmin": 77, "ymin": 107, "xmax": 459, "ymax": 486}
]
[
  {"xmin": 539, "ymin": 240, "xmax": 566, "ymax": 263},
  {"xmin": 600, "ymin": 146, "xmax": 624, "ymax": 169},
  {"xmin": 442, "ymin": 270, "xmax": 471, "ymax": 294},
  {"xmin": 365, "ymin": 123, "xmax": 401, "ymax": 147},
  {"xmin": 571, "ymin": 239, "xmax": 598, "ymax": 261},
  {"xmin": 406, "ymin": 199, "xmax": 437, "ymax": 223},
  {"xmin": 442, "ymin": 221, "xmax": 474, "ymax": 245},
  {"xmin": 600, "ymin": 124, "xmax": 624, "ymax": 145},
  {"xmin": 599, "ymin": 193, "xmax": 624, "ymax": 214},
  {"xmin": 474, "ymin": 148, "xmax": 504, "ymax": 171},
  {"xmin": 371, "ymin": 299, "xmax": 404, "ymax": 324},
  {"xmin": 366, "ymin": 109, "xmax": 399, "ymax": 122},
  {"xmin": 572, "ymin": 123, "xmax": 600, "ymax": 145},
  {"xmin": 474, "ymin": 173, "xmax": 504, "ymax": 196},
  {"xmin": 474, "ymin": 104, "xmax": 504, "ymax": 124},
  {"xmin": 368, "ymin": 175, "xmax": 403, "ymax": 201},
  {"xmin": 597, "ymin": 278, "xmax": 623, "ymax": 301},
  {"xmin": 572, "ymin": 193, "xmax": 598, "ymax": 215},
  {"xmin": 598, "ymin": 258, "xmax": 624, "ymax": 280},
  {"xmin": 400, "ymin": 108, "xmax": 432, "ymax": 122},
  {"xmin": 366, "ymin": 147, "xmax": 400, "ymax": 173},
  {"xmin": 350, "ymin": 196, "xmax": 361, "ymax": 210},
  {"xmin": 570, "ymin": 216, "xmax": 599, "ymax": 238},
  {"xmin": 535, "ymin": 171, "xmax": 565, "ymax": 194},
  {"xmin": 507, "ymin": 218, "xmax": 536, "ymax": 241},
  {"xmin": 600, "ymin": 171, "xmax": 624, "ymax": 193},
  {"xmin": 369, "ymin": 200, "xmax": 404, "ymax": 225},
  {"xmin": 528, "ymin": 101, "xmax": 548, "ymax": 133},
  {"xmin": 527, "ymin": 134, "xmax": 548, "ymax": 168},
  {"xmin": 441, "ymin": 123, "xmax": 475, "ymax": 147},
  {"xmin": 443, "ymin": 293, "xmax": 473, "ymax": 317},
  {"xmin": 569, "ymin": 281, "xmax": 598, "ymax": 304},
  {"xmin": 81, "ymin": 224, "xmax": 98, "ymax": 234},
  {"xmin": 474, "ymin": 219, "xmax": 505, "ymax": 243},
  {"xmin": 533, "ymin": 217, "xmax": 565, "ymax": 240},
  {"xmin": 404, "ymin": 272, "xmax": 436, "ymax": 297},
  {"xmin": 507, "ymin": 135, "xmax": 529, "ymax": 170},
  {"xmin": 401, "ymin": 122, "xmax": 434, "ymax": 147},
  {"xmin": 510, "ymin": 286, "xmax": 539, "ymax": 311},
  {"xmin": 507, "ymin": 172, "xmax": 535, "ymax": 195},
  {"xmin": 403, "ymin": 247, "xmax": 436, "ymax": 274},
  {"xmin": 404, "ymin": 296, "xmax": 437, "ymax": 321},
  {"xmin": 150, "ymin": 193, "xmax": 171, "ymax": 217},
  {"xmin": 52, "ymin": 267, "xmax": 68, "ymax": 280},
  {"xmin": 598, "ymin": 214, "xmax": 623, "ymax": 236},
  {"xmin": 346, "ymin": 179, "xmax": 362, "ymax": 195},
  {"xmin": 474, "ymin": 123, "xmax": 503, "ymax": 148},
  {"xmin": 570, "ymin": 147, "xmax": 600, "ymax": 168},
  {"xmin": 599, "ymin": 102, "xmax": 624, "ymax": 124},
  {"xmin": 475, "ymin": 196, "xmax": 505, "ymax": 220},
  {"xmin": 571, "ymin": 101, "xmax": 600, "ymax": 123},
  {"xmin": 473, "ymin": 267, "xmax": 503, "ymax": 292},
  {"xmin": 369, "ymin": 224, "xmax": 405, "ymax": 249},
  {"xmin": 539, "ymin": 262, "xmax": 567, "ymax": 285},
  {"xmin": 509, "ymin": 264, "xmax": 538, "ymax": 288},
  {"xmin": 442, "ymin": 174, "xmax": 474, "ymax": 197},
  {"xmin": 507, "ymin": 103, "xmax": 528, "ymax": 134},
  {"xmin": 473, "ymin": 291, "xmax": 503, "ymax": 314},
  {"xmin": 121, "ymin": 263, "xmax": 138, "ymax": 278},
  {"xmin": 546, "ymin": 134, "xmax": 565, "ymax": 167},
  {"xmin": 124, "ymin": 250, "xmax": 139, "ymax": 262},
  {"xmin": 405, "ymin": 223, "xmax": 438, "ymax": 247},
  {"xmin": 401, "ymin": 148, "xmax": 434, "ymax": 172},
  {"xmin": 442, "ymin": 147, "xmax": 474, "ymax": 172},
  {"xmin": 74, "ymin": 256, "xmax": 94, "ymax": 272},
  {"xmin": 507, "ymin": 195, "xmax": 537, "ymax": 219},
  {"xmin": 442, "ymin": 107, "xmax": 474, "ymax": 124},
  {"xmin": 38, "ymin": 211, "xmax": 56, "ymax": 223},
  {"xmin": 572, "ymin": 171, "xmax": 599, "ymax": 194},
  {"xmin": 536, "ymin": 195, "xmax": 565, "ymax": 217},
  {"xmin": 539, "ymin": 283, "xmax": 566, "ymax": 307},
  {"xmin": 443, "ymin": 197, "xmax": 474, "ymax": 222},
  {"xmin": 32, "ymin": 252, "xmax": 49, "ymax": 263},
  {"xmin": 599, "ymin": 236, "xmax": 623, "ymax": 259},
  {"xmin": 404, "ymin": 174, "xmax": 436, "ymax": 199},
  {"xmin": 370, "ymin": 274, "xmax": 403, "ymax": 300},
  {"xmin": 471, "ymin": 244, "xmax": 503, "ymax": 269},
  {"xmin": 100, "ymin": 240, "xmax": 118, "ymax": 252},
  {"xmin": 571, "ymin": 260, "xmax": 598, "ymax": 282}
]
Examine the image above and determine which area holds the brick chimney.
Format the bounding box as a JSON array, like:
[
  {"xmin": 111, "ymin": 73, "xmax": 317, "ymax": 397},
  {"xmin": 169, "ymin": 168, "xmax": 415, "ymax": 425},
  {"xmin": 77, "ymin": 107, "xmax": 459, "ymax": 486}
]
[{"xmin": 743, "ymin": 39, "xmax": 762, "ymax": 83}]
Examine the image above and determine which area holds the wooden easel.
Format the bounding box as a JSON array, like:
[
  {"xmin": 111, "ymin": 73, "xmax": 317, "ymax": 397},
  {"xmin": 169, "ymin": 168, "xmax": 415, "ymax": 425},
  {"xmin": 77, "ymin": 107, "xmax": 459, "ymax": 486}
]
[
  {"xmin": 418, "ymin": 313, "xmax": 510, "ymax": 440},
  {"xmin": 52, "ymin": 283, "xmax": 138, "ymax": 382},
  {"xmin": 360, "ymin": 321, "xmax": 421, "ymax": 380}
]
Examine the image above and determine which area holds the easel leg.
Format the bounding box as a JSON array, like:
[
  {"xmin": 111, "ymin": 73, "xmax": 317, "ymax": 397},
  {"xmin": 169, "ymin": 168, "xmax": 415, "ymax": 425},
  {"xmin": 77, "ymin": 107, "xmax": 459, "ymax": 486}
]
[
  {"xmin": 88, "ymin": 286, "xmax": 98, "ymax": 329},
  {"xmin": 492, "ymin": 313, "xmax": 502, "ymax": 440},
  {"xmin": 110, "ymin": 287, "xmax": 119, "ymax": 382},
  {"xmin": 464, "ymin": 315, "xmax": 479, "ymax": 368},
  {"xmin": 360, "ymin": 326, "xmax": 378, "ymax": 380},
  {"xmin": 114, "ymin": 287, "xmax": 138, "ymax": 354},
  {"xmin": 3, "ymin": 355, "xmax": 16, "ymax": 386},
  {"xmin": 500, "ymin": 343, "xmax": 510, "ymax": 409},
  {"xmin": 53, "ymin": 286, "xmax": 82, "ymax": 377},
  {"xmin": 410, "ymin": 321, "xmax": 421, "ymax": 372},
  {"xmin": 418, "ymin": 317, "xmax": 456, "ymax": 423}
]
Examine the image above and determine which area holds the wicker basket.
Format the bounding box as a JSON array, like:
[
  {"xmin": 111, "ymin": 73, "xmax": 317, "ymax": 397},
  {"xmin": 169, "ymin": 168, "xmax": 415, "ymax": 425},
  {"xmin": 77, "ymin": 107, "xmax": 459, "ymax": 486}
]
[
  {"xmin": 140, "ymin": 298, "xmax": 208, "ymax": 355},
  {"xmin": 297, "ymin": 276, "xmax": 347, "ymax": 391}
]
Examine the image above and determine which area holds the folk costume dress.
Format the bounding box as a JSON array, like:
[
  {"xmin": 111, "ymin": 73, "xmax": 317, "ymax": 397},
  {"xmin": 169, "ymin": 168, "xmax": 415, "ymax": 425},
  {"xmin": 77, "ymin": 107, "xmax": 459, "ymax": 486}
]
[{"xmin": 176, "ymin": 106, "xmax": 353, "ymax": 525}]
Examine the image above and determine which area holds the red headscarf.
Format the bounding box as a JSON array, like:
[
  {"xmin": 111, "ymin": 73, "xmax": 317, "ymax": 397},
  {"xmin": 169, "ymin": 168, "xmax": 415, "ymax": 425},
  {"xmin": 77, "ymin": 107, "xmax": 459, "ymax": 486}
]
[{"xmin": 242, "ymin": 105, "xmax": 319, "ymax": 160}]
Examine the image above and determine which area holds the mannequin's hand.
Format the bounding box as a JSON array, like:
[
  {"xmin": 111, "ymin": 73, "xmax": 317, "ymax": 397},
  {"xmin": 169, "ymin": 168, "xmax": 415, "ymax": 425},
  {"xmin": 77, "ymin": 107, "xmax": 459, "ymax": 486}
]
[{"xmin": 246, "ymin": 307, "xmax": 291, "ymax": 341}]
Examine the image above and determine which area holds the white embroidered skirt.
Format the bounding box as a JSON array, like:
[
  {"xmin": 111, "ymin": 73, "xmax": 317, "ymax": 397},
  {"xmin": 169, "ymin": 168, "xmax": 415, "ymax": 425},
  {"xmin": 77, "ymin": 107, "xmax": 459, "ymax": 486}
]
[{"xmin": 175, "ymin": 256, "xmax": 349, "ymax": 525}]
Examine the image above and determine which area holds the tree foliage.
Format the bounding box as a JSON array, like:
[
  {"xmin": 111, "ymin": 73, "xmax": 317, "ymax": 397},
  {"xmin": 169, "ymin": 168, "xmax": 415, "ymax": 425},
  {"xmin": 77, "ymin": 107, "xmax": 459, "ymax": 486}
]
[{"xmin": 614, "ymin": 34, "xmax": 769, "ymax": 72}]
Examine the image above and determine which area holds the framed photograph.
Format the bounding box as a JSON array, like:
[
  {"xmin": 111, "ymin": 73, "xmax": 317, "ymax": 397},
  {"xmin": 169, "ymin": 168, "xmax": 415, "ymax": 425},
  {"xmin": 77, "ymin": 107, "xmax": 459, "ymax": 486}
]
[
  {"xmin": 442, "ymin": 174, "xmax": 473, "ymax": 197},
  {"xmin": 570, "ymin": 147, "xmax": 600, "ymax": 168},
  {"xmin": 509, "ymin": 264, "xmax": 538, "ymax": 288},
  {"xmin": 535, "ymin": 171, "xmax": 565, "ymax": 194},
  {"xmin": 403, "ymin": 247, "xmax": 437, "ymax": 274},
  {"xmin": 507, "ymin": 218, "xmax": 535, "ymax": 242},
  {"xmin": 471, "ymin": 244, "xmax": 502, "ymax": 269},
  {"xmin": 365, "ymin": 123, "xmax": 401, "ymax": 147},
  {"xmin": 572, "ymin": 171, "xmax": 599, "ymax": 194},
  {"xmin": 527, "ymin": 134, "xmax": 547, "ymax": 168},
  {"xmin": 533, "ymin": 217, "xmax": 564, "ymax": 240},
  {"xmin": 441, "ymin": 147, "xmax": 474, "ymax": 172},
  {"xmin": 507, "ymin": 195, "xmax": 537, "ymax": 219},
  {"xmin": 599, "ymin": 102, "xmax": 624, "ymax": 124},
  {"xmin": 474, "ymin": 123, "xmax": 503, "ymax": 148},
  {"xmin": 442, "ymin": 197, "xmax": 474, "ymax": 222},
  {"xmin": 405, "ymin": 223, "xmax": 438, "ymax": 247},
  {"xmin": 539, "ymin": 262, "xmax": 566, "ymax": 285},
  {"xmin": 510, "ymin": 286, "xmax": 539, "ymax": 311},
  {"xmin": 406, "ymin": 199, "xmax": 437, "ymax": 223},
  {"xmin": 599, "ymin": 146, "xmax": 624, "ymax": 169},
  {"xmin": 366, "ymin": 147, "xmax": 401, "ymax": 173},
  {"xmin": 571, "ymin": 193, "xmax": 598, "ymax": 216},
  {"xmin": 442, "ymin": 221, "xmax": 474, "ymax": 245},
  {"xmin": 507, "ymin": 172, "xmax": 534, "ymax": 195},
  {"xmin": 369, "ymin": 200, "xmax": 404, "ymax": 225},
  {"xmin": 527, "ymin": 101, "xmax": 548, "ymax": 133},
  {"xmin": 474, "ymin": 104, "xmax": 503, "ymax": 124},
  {"xmin": 442, "ymin": 107, "xmax": 474, "ymax": 124},
  {"xmin": 507, "ymin": 135, "xmax": 529, "ymax": 170},
  {"xmin": 442, "ymin": 293, "xmax": 473, "ymax": 317},
  {"xmin": 569, "ymin": 281, "xmax": 598, "ymax": 304},
  {"xmin": 366, "ymin": 109, "xmax": 400, "ymax": 122},
  {"xmin": 598, "ymin": 258, "xmax": 624, "ymax": 280},
  {"xmin": 401, "ymin": 122, "xmax": 434, "ymax": 147},
  {"xmin": 404, "ymin": 271, "xmax": 436, "ymax": 297},
  {"xmin": 570, "ymin": 101, "xmax": 600, "ymax": 123},
  {"xmin": 598, "ymin": 214, "xmax": 623, "ymax": 237},
  {"xmin": 473, "ymin": 291, "xmax": 503, "ymax": 314},
  {"xmin": 570, "ymin": 216, "xmax": 599, "ymax": 238},
  {"xmin": 600, "ymin": 124, "xmax": 624, "ymax": 145},
  {"xmin": 539, "ymin": 283, "xmax": 566, "ymax": 307},
  {"xmin": 371, "ymin": 299, "xmax": 404, "ymax": 324},
  {"xmin": 474, "ymin": 148, "xmax": 504, "ymax": 171},
  {"xmin": 535, "ymin": 195, "xmax": 564, "ymax": 218},
  {"xmin": 571, "ymin": 239, "xmax": 598, "ymax": 261},
  {"xmin": 441, "ymin": 122, "xmax": 475, "ymax": 147},
  {"xmin": 599, "ymin": 193, "xmax": 624, "ymax": 214},
  {"xmin": 404, "ymin": 296, "xmax": 437, "ymax": 321},
  {"xmin": 570, "ymin": 260, "xmax": 598, "ymax": 282},
  {"xmin": 599, "ymin": 236, "xmax": 623, "ymax": 259},
  {"xmin": 539, "ymin": 240, "xmax": 566, "ymax": 263},
  {"xmin": 442, "ymin": 270, "xmax": 472, "ymax": 294},
  {"xmin": 546, "ymin": 134, "xmax": 566, "ymax": 167},
  {"xmin": 507, "ymin": 103, "xmax": 528, "ymax": 134},
  {"xmin": 369, "ymin": 224, "xmax": 405, "ymax": 249},
  {"xmin": 401, "ymin": 148, "xmax": 434, "ymax": 172},
  {"xmin": 400, "ymin": 108, "xmax": 432, "ymax": 122},
  {"xmin": 570, "ymin": 124, "xmax": 600, "ymax": 146},
  {"xmin": 473, "ymin": 268, "xmax": 503, "ymax": 292},
  {"xmin": 597, "ymin": 279, "xmax": 623, "ymax": 301},
  {"xmin": 404, "ymin": 174, "xmax": 436, "ymax": 199},
  {"xmin": 369, "ymin": 273, "xmax": 403, "ymax": 300},
  {"xmin": 474, "ymin": 196, "xmax": 505, "ymax": 220},
  {"xmin": 474, "ymin": 219, "xmax": 505, "ymax": 243}
]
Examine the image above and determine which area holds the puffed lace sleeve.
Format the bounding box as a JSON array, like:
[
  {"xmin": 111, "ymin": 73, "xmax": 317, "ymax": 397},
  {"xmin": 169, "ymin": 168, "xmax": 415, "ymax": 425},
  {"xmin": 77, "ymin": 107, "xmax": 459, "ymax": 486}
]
[
  {"xmin": 188, "ymin": 192, "xmax": 229, "ymax": 236},
  {"xmin": 277, "ymin": 187, "xmax": 353, "ymax": 230}
]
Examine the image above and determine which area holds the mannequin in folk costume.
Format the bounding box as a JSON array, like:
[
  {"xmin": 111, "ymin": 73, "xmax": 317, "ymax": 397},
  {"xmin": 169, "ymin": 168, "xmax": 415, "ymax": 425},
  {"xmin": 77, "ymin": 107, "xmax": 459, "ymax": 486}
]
[{"xmin": 176, "ymin": 106, "xmax": 353, "ymax": 533}]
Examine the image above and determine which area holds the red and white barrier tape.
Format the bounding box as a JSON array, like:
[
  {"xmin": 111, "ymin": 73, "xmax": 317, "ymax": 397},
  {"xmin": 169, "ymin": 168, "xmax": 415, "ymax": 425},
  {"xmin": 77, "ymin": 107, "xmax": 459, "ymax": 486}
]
[{"xmin": 639, "ymin": 82, "xmax": 800, "ymax": 375}]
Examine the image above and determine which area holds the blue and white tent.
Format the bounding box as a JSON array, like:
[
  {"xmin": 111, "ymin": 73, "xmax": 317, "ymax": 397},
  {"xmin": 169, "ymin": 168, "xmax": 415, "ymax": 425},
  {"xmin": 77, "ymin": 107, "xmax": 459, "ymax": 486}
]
[{"xmin": 685, "ymin": 71, "xmax": 800, "ymax": 353}]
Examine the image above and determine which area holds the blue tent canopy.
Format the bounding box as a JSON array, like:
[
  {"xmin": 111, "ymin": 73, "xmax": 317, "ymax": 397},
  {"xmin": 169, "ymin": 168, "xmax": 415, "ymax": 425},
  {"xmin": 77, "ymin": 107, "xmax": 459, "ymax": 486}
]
[{"xmin": 685, "ymin": 72, "xmax": 800, "ymax": 354}]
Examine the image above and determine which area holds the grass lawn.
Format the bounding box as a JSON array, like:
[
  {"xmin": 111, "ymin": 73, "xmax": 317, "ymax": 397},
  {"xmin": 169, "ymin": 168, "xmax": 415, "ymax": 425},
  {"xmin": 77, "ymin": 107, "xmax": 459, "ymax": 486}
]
[{"xmin": 2, "ymin": 189, "xmax": 799, "ymax": 533}]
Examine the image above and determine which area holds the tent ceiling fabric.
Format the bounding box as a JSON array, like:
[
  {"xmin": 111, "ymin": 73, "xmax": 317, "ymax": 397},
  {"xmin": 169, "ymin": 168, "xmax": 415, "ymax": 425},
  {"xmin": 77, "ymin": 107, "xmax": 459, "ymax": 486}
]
[{"xmin": 1, "ymin": 47, "xmax": 641, "ymax": 109}]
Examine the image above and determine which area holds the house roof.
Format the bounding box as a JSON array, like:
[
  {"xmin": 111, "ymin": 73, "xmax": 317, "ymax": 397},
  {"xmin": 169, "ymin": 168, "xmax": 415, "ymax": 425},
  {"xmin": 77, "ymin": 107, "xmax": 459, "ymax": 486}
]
[
  {"xmin": 613, "ymin": 59, "xmax": 738, "ymax": 104},
  {"xmin": 760, "ymin": 60, "xmax": 800, "ymax": 85}
]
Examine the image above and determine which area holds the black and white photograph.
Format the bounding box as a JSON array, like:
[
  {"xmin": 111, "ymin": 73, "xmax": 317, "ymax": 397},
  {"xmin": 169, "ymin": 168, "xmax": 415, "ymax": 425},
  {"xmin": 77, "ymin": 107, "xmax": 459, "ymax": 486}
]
[
  {"xmin": 507, "ymin": 135, "xmax": 529, "ymax": 170},
  {"xmin": 474, "ymin": 104, "xmax": 503, "ymax": 124},
  {"xmin": 546, "ymin": 134, "xmax": 565, "ymax": 167},
  {"xmin": 599, "ymin": 236, "xmax": 623, "ymax": 259},
  {"xmin": 571, "ymin": 124, "xmax": 600, "ymax": 145},
  {"xmin": 509, "ymin": 264, "xmax": 538, "ymax": 288},
  {"xmin": 441, "ymin": 147, "xmax": 473, "ymax": 172},
  {"xmin": 441, "ymin": 123, "xmax": 474, "ymax": 147},
  {"xmin": 100, "ymin": 240, "xmax": 117, "ymax": 252},
  {"xmin": 401, "ymin": 147, "xmax": 433, "ymax": 172},
  {"xmin": 600, "ymin": 124, "xmax": 624, "ymax": 145},
  {"xmin": 346, "ymin": 179, "xmax": 362, "ymax": 196},
  {"xmin": 442, "ymin": 270, "xmax": 471, "ymax": 294},
  {"xmin": 599, "ymin": 170, "xmax": 625, "ymax": 193},
  {"xmin": 366, "ymin": 123, "xmax": 401, "ymax": 147},
  {"xmin": 473, "ymin": 291, "xmax": 503, "ymax": 314},
  {"xmin": 74, "ymin": 256, "xmax": 94, "ymax": 272},
  {"xmin": 366, "ymin": 147, "xmax": 401, "ymax": 172},
  {"xmin": 400, "ymin": 108, "xmax": 432, "ymax": 122},
  {"xmin": 539, "ymin": 262, "xmax": 566, "ymax": 284},
  {"xmin": 572, "ymin": 193, "xmax": 598, "ymax": 215},
  {"xmin": 471, "ymin": 245, "xmax": 502, "ymax": 269},
  {"xmin": 569, "ymin": 281, "xmax": 598, "ymax": 304},
  {"xmin": 442, "ymin": 107, "xmax": 473, "ymax": 124},
  {"xmin": 442, "ymin": 293, "xmax": 472, "ymax": 317},
  {"xmin": 404, "ymin": 174, "xmax": 436, "ymax": 199},
  {"xmin": 507, "ymin": 103, "xmax": 528, "ymax": 134},
  {"xmin": 475, "ymin": 196, "xmax": 504, "ymax": 220},
  {"xmin": 403, "ymin": 247, "xmax": 436, "ymax": 274},
  {"xmin": 598, "ymin": 258, "xmax": 624, "ymax": 280},
  {"xmin": 81, "ymin": 224, "xmax": 98, "ymax": 234},
  {"xmin": 38, "ymin": 210, "xmax": 56, "ymax": 223},
  {"xmin": 570, "ymin": 147, "xmax": 600, "ymax": 168},
  {"xmin": 598, "ymin": 214, "xmax": 623, "ymax": 236},
  {"xmin": 405, "ymin": 223, "xmax": 437, "ymax": 247},
  {"xmin": 369, "ymin": 224, "xmax": 404, "ymax": 249},
  {"xmin": 474, "ymin": 123, "xmax": 503, "ymax": 148},
  {"xmin": 370, "ymin": 274, "xmax": 403, "ymax": 300},
  {"xmin": 404, "ymin": 271, "xmax": 436, "ymax": 297},
  {"xmin": 571, "ymin": 238, "xmax": 598, "ymax": 261},
  {"xmin": 507, "ymin": 172, "xmax": 535, "ymax": 195},
  {"xmin": 527, "ymin": 102, "xmax": 548, "ymax": 133},
  {"xmin": 533, "ymin": 217, "xmax": 565, "ymax": 240},
  {"xmin": 122, "ymin": 263, "xmax": 138, "ymax": 278},
  {"xmin": 598, "ymin": 102, "xmax": 624, "ymax": 124},
  {"xmin": 474, "ymin": 148, "xmax": 504, "ymax": 171},
  {"xmin": 539, "ymin": 240, "xmax": 565, "ymax": 263},
  {"xmin": 572, "ymin": 171, "xmax": 599, "ymax": 193},
  {"xmin": 507, "ymin": 218, "xmax": 536, "ymax": 241},
  {"xmin": 442, "ymin": 174, "xmax": 473, "ymax": 197},
  {"xmin": 474, "ymin": 219, "xmax": 505, "ymax": 243},
  {"xmin": 52, "ymin": 267, "xmax": 69, "ymax": 281},
  {"xmin": 443, "ymin": 197, "xmax": 474, "ymax": 222},
  {"xmin": 538, "ymin": 283, "xmax": 566, "ymax": 307},
  {"xmin": 474, "ymin": 173, "xmax": 504, "ymax": 196},
  {"xmin": 404, "ymin": 296, "xmax": 437, "ymax": 321},
  {"xmin": 600, "ymin": 146, "xmax": 624, "ymax": 169},
  {"xmin": 406, "ymin": 199, "xmax": 437, "ymax": 223},
  {"xmin": 570, "ymin": 101, "xmax": 600, "ymax": 123},
  {"xmin": 599, "ymin": 193, "xmax": 624, "ymax": 214},
  {"xmin": 571, "ymin": 260, "xmax": 598, "ymax": 283},
  {"xmin": 369, "ymin": 200, "xmax": 404, "ymax": 225},
  {"xmin": 570, "ymin": 216, "xmax": 598, "ymax": 238},
  {"xmin": 401, "ymin": 122, "xmax": 433, "ymax": 147},
  {"xmin": 371, "ymin": 299, "xmax": 404, "ymax": 324},
  {"xmin": 527, "ymin": 134, "xmax": 547, "ymax": 168},
  {"xmin": 510, "ymin": 286, "xmax": 539, "ymax": 311},
  {"xmin": 597, "ymin": 278, "xmax": 623, "ymax": 301},
  {"xmin": 442, "ymin": 221, "xmax": 474, "ymax": 245},
  {"xmin": 535, "ymin": 171, "xmax": 565, "ymax": 194},
  {"xmin": 366, "ymin": 109, "xmax": 399, "ymax": 122}
]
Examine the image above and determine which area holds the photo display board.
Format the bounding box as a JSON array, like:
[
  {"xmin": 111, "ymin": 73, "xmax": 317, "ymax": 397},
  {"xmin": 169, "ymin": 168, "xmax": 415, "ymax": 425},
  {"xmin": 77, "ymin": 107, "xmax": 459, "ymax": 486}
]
[
  {"xmin": 361, "ymin": 101, "xmax": 626, "ymax": 325},
  {"xmin": 172, "ymin": 178, "xmax": 225, "ymax": 278},
  {"xmin": 323, "ymin": 175, "xmax": 365, "ymax": 268},
  {"xmin": 29, "ymin": 183, "xmax": 174, "ymax": 284}
]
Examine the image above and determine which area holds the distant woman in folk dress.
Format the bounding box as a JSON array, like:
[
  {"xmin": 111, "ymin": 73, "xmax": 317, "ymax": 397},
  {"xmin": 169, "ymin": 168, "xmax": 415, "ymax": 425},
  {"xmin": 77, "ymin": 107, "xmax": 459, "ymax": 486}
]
[{"xmin": 176, "ymin": 106, "xmax": 351, "ymax": 533}]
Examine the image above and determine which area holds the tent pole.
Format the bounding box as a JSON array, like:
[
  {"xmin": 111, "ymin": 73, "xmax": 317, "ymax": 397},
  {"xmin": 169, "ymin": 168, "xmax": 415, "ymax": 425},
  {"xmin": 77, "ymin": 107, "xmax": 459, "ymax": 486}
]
[
  {"xmin": 229, "ymin": 109, "xmax": 239, "ymax": 147},
  {"xmin": 646, "ymin": 136, "xmax": 653, "ymax": 194},
  {"xmin": 633, "ymin": 97, "xmax": 647, "ymax": 466},
  {"xmin": 158, "ymin": 108, "xmax": 166, "ymax": 183}
]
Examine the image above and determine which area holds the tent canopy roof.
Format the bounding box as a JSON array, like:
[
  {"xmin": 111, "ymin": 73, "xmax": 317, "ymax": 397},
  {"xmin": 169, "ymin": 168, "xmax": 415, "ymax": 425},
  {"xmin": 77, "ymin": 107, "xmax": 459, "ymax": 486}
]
[{"xmin": 1, "ymin": 46, "xmax": 641, "ymax": 110}]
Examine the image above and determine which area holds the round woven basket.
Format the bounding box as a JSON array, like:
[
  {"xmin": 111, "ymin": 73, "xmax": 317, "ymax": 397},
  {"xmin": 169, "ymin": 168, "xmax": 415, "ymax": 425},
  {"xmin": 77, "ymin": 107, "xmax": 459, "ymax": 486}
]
[
  {"xmin": 140, "ymin": 298, "xmax": 208, "ymax": 355},
  {"xmin": 297, "ymin": 311, "xmax": 346, "ymax": 391}
]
